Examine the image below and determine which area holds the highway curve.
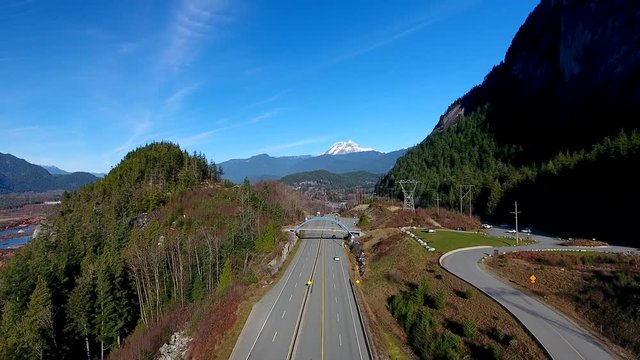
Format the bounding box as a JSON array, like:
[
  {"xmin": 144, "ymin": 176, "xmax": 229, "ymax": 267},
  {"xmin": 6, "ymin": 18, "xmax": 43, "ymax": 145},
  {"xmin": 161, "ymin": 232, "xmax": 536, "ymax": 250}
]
[{"xmin": 440, "ymin": 227, "xmax": 639, "ymax": 360}]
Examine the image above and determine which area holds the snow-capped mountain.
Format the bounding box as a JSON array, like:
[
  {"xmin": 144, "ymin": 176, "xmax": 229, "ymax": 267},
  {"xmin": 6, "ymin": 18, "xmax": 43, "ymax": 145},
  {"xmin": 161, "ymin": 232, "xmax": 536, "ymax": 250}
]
[{"xmin": 323, "ymin": 140, "xmax": 374, "ymax": 155}]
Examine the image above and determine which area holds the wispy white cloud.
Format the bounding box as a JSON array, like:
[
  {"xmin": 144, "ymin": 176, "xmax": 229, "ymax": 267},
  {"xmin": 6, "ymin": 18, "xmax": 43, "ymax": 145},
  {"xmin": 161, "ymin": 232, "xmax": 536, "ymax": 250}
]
[
  {"xmin": 176, "ymin": 129, "xmax": 217, "ymax": 147},
  {"xmin": 5, "ymin": 125, "xmax": 40, "ymax": 134},
  {"xmin": 331, "ymin": 1, "xmax": 473, "ymax": 64},
  {"xmin": 257, "ymin": 136, "xmax": 334, "ymax": 154},
  {"xmin": 111, "ymin": 112, "xmax": 153, "ymax": 155},
  {"xmin": 248, "ymin": 91, "xmax": 287, "ymax": 108},
  {"xmin": 332, "ymin": 18, "xmax": 436, "ymax": 64},
  {"xmin": 249, "ymin": 110, "xmax": 279, "ymax": 123},
  {"xmin": 162, "ymin": 83, "xmax": 201, "ymax": 113},
  {"xmin": 161, "ymin": 0, "xmax": 232, "ymax": 71}
]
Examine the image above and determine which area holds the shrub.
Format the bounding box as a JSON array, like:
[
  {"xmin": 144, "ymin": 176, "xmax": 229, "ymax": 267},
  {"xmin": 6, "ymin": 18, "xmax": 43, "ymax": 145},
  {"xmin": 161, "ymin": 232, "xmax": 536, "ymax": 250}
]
[
  {"xmin": 462, "ymin": 288, "xmax": 474, "ymax": 299},
  {"xmin": 432, "ymin": 290, "xmax": 446, "ymax": 310},
  {"xmin": 190, "ymin": 277, "xmax": 205, "ymax": 302},
  {"xmin": 426, "ymin": 331, "xmax": 462, "ymax": 360},
  {"xmin": 489, "ymin": 344, "xmax": 502, "ymax": 360},
  {"xmin": 358, "ymin": 213, "xmax": 369, "ymax": 227},
  {"xmin": 462, "ymin": 320, "xmax": 477, "ymax": 338},
  {"xmin": 490, "ymin": 327, "xmax": 516, "ymax": 345}
]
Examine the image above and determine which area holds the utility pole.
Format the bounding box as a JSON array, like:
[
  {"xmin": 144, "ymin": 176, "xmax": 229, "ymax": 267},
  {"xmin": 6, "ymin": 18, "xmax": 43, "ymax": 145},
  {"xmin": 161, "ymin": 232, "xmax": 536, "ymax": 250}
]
[
  {"xmin": 511, "ymin": 201, "xmax": 521, "ymax": 245},
  {"xmin": 435, "ymin": 193, "xmax": 441, "ymax": 216}
]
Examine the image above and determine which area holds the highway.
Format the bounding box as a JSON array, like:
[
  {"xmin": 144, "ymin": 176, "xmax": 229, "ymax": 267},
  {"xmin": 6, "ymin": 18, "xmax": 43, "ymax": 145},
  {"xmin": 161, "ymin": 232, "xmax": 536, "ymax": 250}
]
[
  {"xmin": 231, "ymin": 218, "xmax": 370, "ymax": 360},
  {"xmin": 440, "ymin": 227, "xmax": 639, "ymax": 360}
]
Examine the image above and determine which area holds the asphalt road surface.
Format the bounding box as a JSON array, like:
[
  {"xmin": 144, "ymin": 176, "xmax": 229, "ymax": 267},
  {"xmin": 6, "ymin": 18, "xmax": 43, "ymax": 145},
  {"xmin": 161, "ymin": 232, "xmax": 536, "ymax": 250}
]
[
  {"xmin": 441, "ymin": 226, "xmax": 639, "ymax": 360},
  {"xmin": 293, "ymin": 237, "xmax": 367, "ymax": 360},
  {"xmin": 231, "ymin": 218, "xmax": 369, "ymax": 360}
]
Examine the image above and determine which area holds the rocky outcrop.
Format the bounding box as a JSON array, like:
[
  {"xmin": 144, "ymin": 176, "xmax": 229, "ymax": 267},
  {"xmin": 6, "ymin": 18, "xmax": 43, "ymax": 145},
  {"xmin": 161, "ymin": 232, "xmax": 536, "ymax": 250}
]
[
  {"xmin": 434, "ymin": 0, "xmax": 640, "ymax": 161},
  {"xmin": 266, "ymin": 230, "xmax": 298, "ymax": 276},
  {"xmin": 158, "ymin": 332, "xmax": 191, "ymax": 360}
]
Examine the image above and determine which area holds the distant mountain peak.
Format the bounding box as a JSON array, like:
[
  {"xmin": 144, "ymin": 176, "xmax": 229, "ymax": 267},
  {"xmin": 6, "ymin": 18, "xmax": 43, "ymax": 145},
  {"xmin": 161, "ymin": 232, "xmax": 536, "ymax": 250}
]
[
  {"xmin": 323, "ymin": 140, "xmax": 374, "ymax": 155},
  {"xmin": 39, "ymin": 164, "xmax": 69, "ymax": 175}
]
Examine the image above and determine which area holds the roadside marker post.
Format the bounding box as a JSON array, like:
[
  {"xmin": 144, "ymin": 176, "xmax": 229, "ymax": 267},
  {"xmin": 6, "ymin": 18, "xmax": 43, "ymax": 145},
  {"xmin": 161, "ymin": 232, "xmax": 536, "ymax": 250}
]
[{"xmin": 529, "ymin": 275, "xmax": 537, "ymax": 284}]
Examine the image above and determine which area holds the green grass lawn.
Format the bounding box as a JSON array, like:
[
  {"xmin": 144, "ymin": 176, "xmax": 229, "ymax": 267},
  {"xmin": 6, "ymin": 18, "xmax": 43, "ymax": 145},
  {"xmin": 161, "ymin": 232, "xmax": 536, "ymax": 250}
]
[{"xmin": 411, "ymin": 229, "xmax": 520, "ymax": 253}]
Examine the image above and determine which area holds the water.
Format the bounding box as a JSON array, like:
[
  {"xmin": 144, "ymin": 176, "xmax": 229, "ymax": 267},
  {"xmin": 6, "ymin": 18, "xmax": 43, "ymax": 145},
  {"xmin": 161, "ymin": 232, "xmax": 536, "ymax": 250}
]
[
  {"xmin": 0, "ymin": 226, "xmax": 34, "ymax": 249},
  {"xmin": 0, "ymin": 235, "xmax": 32, "ymax": 249}
]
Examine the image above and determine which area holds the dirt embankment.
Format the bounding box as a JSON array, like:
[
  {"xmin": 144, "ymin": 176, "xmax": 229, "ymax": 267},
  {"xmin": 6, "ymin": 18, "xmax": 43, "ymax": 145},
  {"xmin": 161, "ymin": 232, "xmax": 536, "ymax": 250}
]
[
  {"xmin": 486, "ymin": 251, "xmax": 640, "ymax": 359},
  {"xmin": 358, "ymin": 228, "xmax": 548, "ymax": 359}
]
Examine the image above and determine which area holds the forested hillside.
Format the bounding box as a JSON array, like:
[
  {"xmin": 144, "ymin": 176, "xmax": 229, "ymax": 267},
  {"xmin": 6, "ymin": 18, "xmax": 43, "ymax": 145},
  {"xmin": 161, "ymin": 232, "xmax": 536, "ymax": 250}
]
[
  {"xmin": 0, "ymin": 153, "xmax": 98, "ymax": 194},
  {"xmin": 378, "ymin": 0, "xmax": 640, "ymax": 244},
  {"xmin": 281, "ymin": 170, "xmax": 380, "ymax": 189},
  {"xmin": 0, "ymin": 142, "xmax": 306, "ymax": 359}
]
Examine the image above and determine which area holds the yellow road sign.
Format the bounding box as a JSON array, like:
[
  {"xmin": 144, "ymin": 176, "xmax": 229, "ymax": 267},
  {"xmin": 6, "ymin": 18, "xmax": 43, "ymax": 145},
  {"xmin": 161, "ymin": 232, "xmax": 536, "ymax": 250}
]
[
  {"xmin": 529, "ymin": 275, "xmax": 537, "ymax": 284},
  {"xmin": 355, "ymin": 279, "xmax": 360, "ymax": 284},
  {"xmin": 307, "ymin": 280, "xmax": 312, "ymax": 286}
]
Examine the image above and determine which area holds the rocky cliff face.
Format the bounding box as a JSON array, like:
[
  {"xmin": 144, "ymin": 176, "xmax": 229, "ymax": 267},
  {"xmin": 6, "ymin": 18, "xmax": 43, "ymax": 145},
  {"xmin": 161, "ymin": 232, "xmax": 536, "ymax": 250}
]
[{"xmin": 435, "ymin": 0, "xmax": 640, "ymax": 162}]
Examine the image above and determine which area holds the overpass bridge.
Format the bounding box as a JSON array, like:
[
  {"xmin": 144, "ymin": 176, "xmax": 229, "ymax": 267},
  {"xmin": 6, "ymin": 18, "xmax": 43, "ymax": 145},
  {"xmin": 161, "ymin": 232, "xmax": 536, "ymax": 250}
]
[{"xmin": 292, "ymin": 216, "xmax": 361, "ymax": 239}]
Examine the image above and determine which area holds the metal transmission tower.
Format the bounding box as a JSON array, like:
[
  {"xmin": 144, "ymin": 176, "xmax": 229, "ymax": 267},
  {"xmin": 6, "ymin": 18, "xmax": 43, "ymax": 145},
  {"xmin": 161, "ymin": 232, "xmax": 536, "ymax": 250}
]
[
  {"xmin": 399, "ymin": 180, "xmax": 419, "ymax": 211},
  {"xmin": 458, "ymin": 185, "xmax": 475, "ymax": 217}
]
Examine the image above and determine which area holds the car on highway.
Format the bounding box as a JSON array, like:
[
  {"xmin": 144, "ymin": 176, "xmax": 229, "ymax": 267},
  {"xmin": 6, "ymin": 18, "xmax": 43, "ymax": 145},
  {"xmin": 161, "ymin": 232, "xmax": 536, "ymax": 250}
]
[
  {"xmin": 506, "ymin": 229, "xmax": 517, "ymax": 233},
  {"xmin": 481, "ymin": 224, "xmax": 492, "ymax": 229},
  {"xmin": 521, "ymin": 228, "xmax": 531, "ymax": 234},
  {"xmin": 333, "ymin": 256, "xmax": 340, "ymax": 261}
]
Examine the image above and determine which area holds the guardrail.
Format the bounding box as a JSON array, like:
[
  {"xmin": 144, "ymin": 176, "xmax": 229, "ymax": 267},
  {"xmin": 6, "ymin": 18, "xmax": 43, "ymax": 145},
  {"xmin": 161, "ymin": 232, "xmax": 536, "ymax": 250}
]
[{"xmin": 349, "ymin": 278, "xmax": 375, "ymax": 360}]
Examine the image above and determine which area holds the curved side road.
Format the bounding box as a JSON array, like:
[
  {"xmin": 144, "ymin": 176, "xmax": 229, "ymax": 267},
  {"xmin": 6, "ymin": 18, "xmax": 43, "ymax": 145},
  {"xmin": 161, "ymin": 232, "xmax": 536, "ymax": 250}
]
[{"xmin": 439, "ymin": 229, "xmax": 639, "ymax": 360}]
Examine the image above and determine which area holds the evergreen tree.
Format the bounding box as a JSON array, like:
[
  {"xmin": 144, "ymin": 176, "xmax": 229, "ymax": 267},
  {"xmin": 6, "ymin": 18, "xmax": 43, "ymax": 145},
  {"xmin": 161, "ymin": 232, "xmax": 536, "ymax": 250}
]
[
  {"xmin": 67, "ymin": 269, "xmax": 95, "ymax": 360},
  {"xmin": 23, "ymin": 278, "xmax": 55, "ymax": 359},
  {"xmin": 0, "ymin": 301, "xmax": 27, "ymax": 359},
  {"xmin": 94, "ymin": 259, "xmax": 117, "ymax": 358},
  {"xmin": 218, "ymin": 258, "xmax": 233, "ymax": 294}
]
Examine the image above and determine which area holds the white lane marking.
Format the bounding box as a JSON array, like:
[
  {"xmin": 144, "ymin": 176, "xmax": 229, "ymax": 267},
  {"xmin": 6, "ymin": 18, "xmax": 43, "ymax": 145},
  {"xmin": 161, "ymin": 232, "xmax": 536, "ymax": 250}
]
[
  {"xmin": 282, "ymin": 310, "xmax": 286, "ymax": 318},
  {"xmin": 295, "ymin": 282, "xmax": 298, "ymax": 288},
  {"xmin": 337, "ymin": 312, "xmax": 340, "ymax": 322},
  {"xmin": 244, "ymin": 238, "xmax": 308, "ymax": 360},
  {"xmin": 272, "ymin": 331, "xmax": 278, "ymax": 342},
  {"xmin": 333, "ymin": 272, "xmax": 335, "ymax": 279},
  {"xmin": 548, "ymin": 321, "xmax": 587, "ymax": 360},
  {"xmin": 338, "ymin": 243, "xmax": 364, "ymax": 360},
  {"xmin": 335, "ymin": 297, "xmax": 337, "ymax": 303},
  {"xmin": 339, "ymin": 334, "xmax": 342, "ymax": 347},
  {"xmin": 299, "ymin": 271, "xmax": 302, "ymax": 278},
  {"xmin": 289, "ymin": 294, "xmax": 293, "ymax": 302},
  {"xmin": 333, "ymin": 283, "xmax": 336, "ymax": 289}
]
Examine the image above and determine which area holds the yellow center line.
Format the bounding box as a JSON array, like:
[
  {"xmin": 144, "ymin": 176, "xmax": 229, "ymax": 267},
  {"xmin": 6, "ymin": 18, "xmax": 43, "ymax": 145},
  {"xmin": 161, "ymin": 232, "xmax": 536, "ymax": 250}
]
[
  {"xmin": 321, "ymin": 239, "xmax": 325, "ymax": 360},
  {"xmin": 286, "ymin": 240, "xmax": 320, "ymax": 360}
]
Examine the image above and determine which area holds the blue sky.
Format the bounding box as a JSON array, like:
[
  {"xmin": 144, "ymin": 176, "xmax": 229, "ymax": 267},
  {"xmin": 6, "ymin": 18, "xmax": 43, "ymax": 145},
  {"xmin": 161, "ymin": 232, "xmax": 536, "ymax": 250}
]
[{"xmin": 1, "ymin": 0, "xmax": 538, "ymax": 173}]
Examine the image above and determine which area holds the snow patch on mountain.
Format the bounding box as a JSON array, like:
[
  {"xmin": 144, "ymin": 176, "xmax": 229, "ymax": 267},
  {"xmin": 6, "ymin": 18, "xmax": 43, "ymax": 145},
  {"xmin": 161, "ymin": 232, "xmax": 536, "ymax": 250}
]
[{"xmin": 323, "ymin": 140, "xmax": 375, "ymax": 155}]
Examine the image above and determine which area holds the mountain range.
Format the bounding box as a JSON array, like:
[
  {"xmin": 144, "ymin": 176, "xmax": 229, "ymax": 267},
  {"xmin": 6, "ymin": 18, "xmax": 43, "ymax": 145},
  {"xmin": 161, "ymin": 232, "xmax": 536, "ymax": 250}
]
[
  {"xmin": 220, "ymin": 141, "xmax": 407, "ymax": 183},
  {"xmin": 40, "ymin": 165, "xmax": 106, "ymax": 178},
  {"xmin": 0, "ymin": 153, "xmax": 99, "ymax": 194}
]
